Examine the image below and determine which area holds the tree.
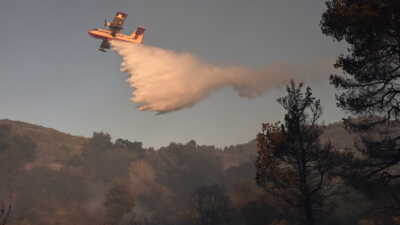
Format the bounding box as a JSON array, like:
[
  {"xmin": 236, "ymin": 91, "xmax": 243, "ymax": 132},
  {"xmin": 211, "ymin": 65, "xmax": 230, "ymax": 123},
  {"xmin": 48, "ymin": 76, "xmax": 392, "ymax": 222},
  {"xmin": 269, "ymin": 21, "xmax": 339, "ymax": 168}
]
[
  {"xmin": 104, "ymin": 179, "xmax": 135, "ymax": 225},
  {"xmin": 240, "ymin": 200, "xmax": 280, "ymax": 225},
  {"xmin": 256, "ymin": 81, "xmax": 347, "ymax": 225},
  {"xmin": 115, "ymin": 139, "xmax": 144, "ymax": 153},
  {"xmin": 321, "ymin": 0, "xmax": 400, "ymax": 212},
  {"xmin": 80, "ymin": 133, "xmax": 135, "ymax": 183},
  {"xmin": 13, "ymin": 167, "xmax": 91, "ymax": 225},
  {"xmin": 0, "ymin": 124, "xmax": 36, "ymax": 192},
  {"xmin": 192, "ymin": 185, "xmax": 233, "ymax": 225},
  {"xmin": 0, "ymin": 201, "xmax": 11, "ymax": 225},
  {"xmin": 88, "ymin": 132, "xmax": 113, "ymax": 151},
  {"xmin": 321, "ymin": 0, "xmax": 400, "ymax": 122}
]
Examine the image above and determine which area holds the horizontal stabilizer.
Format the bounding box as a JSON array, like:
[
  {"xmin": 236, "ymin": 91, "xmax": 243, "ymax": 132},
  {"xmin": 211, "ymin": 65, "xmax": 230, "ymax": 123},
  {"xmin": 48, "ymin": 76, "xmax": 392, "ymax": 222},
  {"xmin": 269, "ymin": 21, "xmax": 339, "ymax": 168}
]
[{"xmin": 131, "ymin": 27, "xmax": 146, "ymax": 43}]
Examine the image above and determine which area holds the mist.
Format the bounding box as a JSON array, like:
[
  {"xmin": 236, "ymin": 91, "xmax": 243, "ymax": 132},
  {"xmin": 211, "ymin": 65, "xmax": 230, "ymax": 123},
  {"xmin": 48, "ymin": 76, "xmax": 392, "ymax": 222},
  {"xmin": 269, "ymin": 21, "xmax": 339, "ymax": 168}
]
[{"xmin": 111, "ymin": 41, "xmax": 325, "ymax": 113}]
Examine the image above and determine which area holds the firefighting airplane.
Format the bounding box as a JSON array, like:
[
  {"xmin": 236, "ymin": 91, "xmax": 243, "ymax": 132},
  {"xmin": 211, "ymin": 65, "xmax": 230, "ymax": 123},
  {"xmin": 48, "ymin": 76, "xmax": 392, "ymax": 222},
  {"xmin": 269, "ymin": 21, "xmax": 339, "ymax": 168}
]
[{"xmin": 88, "ymin": 12, "xmax": 146, "ymax": 52}]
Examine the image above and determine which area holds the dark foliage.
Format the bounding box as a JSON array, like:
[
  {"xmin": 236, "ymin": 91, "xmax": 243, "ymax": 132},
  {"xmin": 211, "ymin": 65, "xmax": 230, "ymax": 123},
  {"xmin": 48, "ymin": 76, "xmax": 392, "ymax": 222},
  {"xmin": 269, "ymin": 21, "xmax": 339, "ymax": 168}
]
[
  {"xmin": 104, "ymin": 179, "xmax": 135, "ymax": 225},
  {"xmin": 0, "ymin": 124, "xmax": 36, "ymax": 185},
  {"xmin": 192, "ymin": 185, "xmax": 233, "ymax": 225},
  {"xmin": 256, "ymin": 81, "xmax": 349, "ymax": 225},
  {"xmin": 321, "ymin": 0, "xmax": 400, "ymax": 120},
  {"xmin": 0, "ymin": 202, "xmax": 11, "ymax": 225},
  {"xmin": 240, "ymin": 200, "xmax": 280, "ymax": 225},
  {"xmin": 321, "ymin": 0, "xmax": 400, "ymax": 214}
]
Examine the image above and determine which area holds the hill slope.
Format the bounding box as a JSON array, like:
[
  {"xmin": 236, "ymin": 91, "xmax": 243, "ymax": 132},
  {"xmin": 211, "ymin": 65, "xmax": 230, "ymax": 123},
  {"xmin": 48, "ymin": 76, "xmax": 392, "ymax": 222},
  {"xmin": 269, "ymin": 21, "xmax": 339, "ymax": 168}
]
[{"xmin": 0, "ymin": 119, "xmax": 87, "ymax": 165}]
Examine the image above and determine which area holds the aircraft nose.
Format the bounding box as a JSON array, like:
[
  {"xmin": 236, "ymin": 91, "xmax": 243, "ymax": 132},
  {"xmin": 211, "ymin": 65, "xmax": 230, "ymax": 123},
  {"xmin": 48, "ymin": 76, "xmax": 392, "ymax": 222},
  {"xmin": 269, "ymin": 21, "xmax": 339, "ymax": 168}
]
[{"xmin": 88, "ymin": 30, "xmax": 95, "ymax": 37}]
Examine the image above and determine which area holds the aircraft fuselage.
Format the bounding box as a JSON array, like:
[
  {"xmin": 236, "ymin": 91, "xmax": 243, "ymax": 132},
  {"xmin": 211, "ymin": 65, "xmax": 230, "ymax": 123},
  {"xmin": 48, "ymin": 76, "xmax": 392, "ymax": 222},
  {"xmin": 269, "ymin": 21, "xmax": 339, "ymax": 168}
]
[{"xmin": 88, "ymin": 28, "xmax": 142, "ymax": 44}]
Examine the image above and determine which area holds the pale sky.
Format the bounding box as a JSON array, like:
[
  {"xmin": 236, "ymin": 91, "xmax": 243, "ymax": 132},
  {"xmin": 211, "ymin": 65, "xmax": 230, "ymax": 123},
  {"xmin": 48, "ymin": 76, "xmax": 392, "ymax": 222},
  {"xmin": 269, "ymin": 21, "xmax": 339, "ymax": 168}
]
[{"xmin": 1, "ymin": 0, "xmax": 346, "ymax": 148}]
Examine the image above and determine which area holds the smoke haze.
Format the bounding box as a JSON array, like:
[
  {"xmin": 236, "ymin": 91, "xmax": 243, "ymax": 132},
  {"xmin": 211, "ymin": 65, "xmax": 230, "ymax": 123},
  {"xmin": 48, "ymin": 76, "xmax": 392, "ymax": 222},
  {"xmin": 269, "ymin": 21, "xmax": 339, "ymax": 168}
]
[{"xmin": 111, "ymin": 41, "xmax": 325, "ymax": 113}]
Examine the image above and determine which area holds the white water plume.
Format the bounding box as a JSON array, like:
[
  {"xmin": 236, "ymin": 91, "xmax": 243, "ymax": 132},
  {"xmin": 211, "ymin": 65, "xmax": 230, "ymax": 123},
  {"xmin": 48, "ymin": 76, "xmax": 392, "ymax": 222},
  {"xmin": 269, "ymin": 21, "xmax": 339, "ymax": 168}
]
[{"xmin": 111, "ymin": 41, "xmax": 326, "ymax": 113}]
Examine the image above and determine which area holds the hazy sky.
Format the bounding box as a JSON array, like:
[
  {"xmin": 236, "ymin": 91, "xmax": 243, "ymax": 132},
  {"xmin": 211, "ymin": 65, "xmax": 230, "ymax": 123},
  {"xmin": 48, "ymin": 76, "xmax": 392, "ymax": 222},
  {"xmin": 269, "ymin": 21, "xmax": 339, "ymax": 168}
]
[{"xmin": 1, "ymin": 0, "xmax": 346, "ymax": 148}]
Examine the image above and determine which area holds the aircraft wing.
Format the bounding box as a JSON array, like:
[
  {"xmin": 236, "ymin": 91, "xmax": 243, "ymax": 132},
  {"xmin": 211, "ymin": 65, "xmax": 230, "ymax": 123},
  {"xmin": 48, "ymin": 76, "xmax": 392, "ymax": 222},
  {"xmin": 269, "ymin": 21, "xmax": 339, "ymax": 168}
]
[{"xmin": 109, "ymin": 12, "xmax": 128, "ymax": 31}]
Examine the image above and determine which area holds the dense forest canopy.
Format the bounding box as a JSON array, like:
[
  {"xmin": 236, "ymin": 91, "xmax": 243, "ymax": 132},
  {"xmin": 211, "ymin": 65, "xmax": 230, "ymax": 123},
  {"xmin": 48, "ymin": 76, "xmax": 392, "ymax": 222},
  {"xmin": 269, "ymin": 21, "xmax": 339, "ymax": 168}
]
[{"xmin": 0, "ymin": 119, "xmax": 394, "ymax": 225}]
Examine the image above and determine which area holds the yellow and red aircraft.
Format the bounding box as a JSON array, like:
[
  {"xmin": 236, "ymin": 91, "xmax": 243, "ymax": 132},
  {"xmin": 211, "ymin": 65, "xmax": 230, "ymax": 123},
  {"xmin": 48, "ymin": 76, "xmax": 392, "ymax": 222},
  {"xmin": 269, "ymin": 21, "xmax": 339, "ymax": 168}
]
[{"xmin": 88, "ymin": 12, "xmax": 146, "ymax": 52}]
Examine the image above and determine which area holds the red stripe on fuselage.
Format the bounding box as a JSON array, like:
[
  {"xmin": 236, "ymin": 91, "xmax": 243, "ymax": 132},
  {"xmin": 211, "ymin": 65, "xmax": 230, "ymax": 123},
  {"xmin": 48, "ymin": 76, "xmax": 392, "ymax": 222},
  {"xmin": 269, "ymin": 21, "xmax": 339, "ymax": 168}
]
[{"xmin": 88, "ymin": 31, "xmax": 134, "ymax": 43}]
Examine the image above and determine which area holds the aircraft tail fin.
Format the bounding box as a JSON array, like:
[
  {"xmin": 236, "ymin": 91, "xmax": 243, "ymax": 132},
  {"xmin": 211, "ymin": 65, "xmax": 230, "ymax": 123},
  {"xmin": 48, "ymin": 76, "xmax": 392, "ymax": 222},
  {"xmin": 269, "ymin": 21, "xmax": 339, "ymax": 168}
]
[{"xmin": 131, "ymin": 27, "xmax": 146, "ymax": 43}]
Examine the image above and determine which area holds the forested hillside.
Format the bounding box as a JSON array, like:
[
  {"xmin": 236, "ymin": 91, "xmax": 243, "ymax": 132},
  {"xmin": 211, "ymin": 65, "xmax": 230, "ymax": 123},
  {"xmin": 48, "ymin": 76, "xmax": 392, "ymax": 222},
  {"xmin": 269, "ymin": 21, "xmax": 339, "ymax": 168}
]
[{"xmin": 0, "ymin": 119, "xmax": 380, "ymax": 225}]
